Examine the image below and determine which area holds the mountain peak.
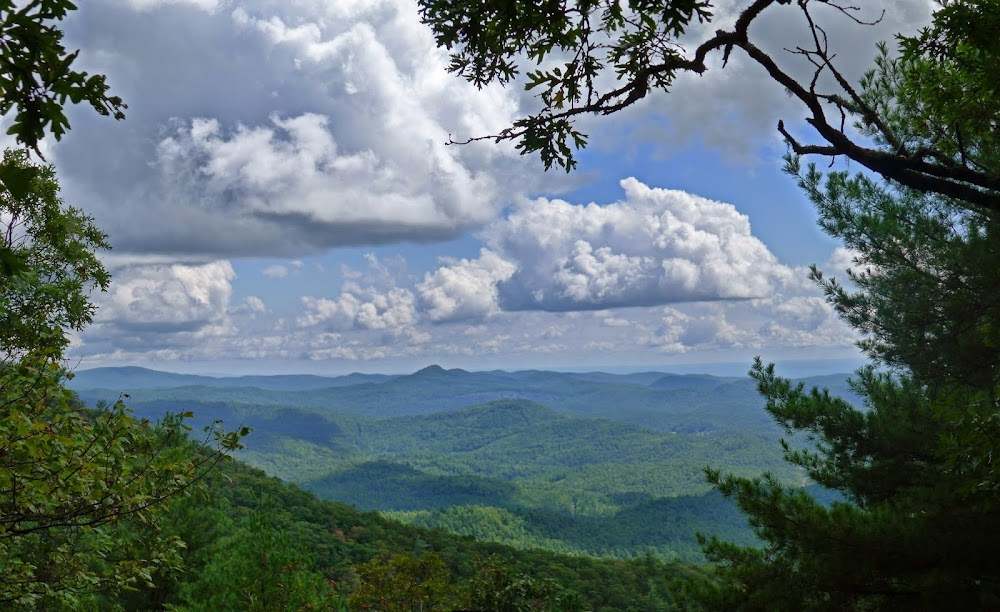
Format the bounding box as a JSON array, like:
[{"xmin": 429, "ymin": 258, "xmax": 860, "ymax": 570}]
[{"xmin": 413, "ymin": 364, "xmax": 447, "ymax": 376}]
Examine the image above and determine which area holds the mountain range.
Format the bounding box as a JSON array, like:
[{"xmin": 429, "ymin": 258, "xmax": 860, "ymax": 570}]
[{"xmin": 68, "ymin": 364, "xmax": 858, "ymax": 560}]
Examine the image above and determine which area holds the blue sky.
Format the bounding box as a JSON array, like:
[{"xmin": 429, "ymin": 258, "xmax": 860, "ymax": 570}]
[{"xmin": 42, "ymin": 0, "xmax": 932, "ymax": 375}]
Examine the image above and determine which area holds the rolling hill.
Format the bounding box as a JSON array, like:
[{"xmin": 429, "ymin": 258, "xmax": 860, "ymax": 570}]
[{"xmin": 69, "ymin": 365, "xmax": 853, "ymax": 561}]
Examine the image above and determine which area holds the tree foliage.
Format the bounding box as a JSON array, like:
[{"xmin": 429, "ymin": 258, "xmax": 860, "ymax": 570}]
[
  {"xmin": 0, "ymin": 0, "xmax": 125, "ymax": 154},
  {"xmin": 177, "ymin": 509, "xmax": 344, "ymax": 612},
  {"xmin": 467, "ymin": 555, "xmax": 577, "ymax": 611},
  {"xmin": 0, "ymin": 149, "xmax": 110, "ymax": 359},
  {"xmin": 697, "ymin": 363, "xmax": 1000, "ymax": 609},
  {"xmin": 0, "ymin": 357, "xmax": 248, "ymax": 607},
  {"xmin": 350, "ymin": 551, "xmax": 463, "ymax": 611},
  {"xmin": 420, "ymin": 0, "xmax": 1000, "ymax": 213},
  {"xmin": 693, "ymin": 5, "xmax": 1000, "ymax": 608}
]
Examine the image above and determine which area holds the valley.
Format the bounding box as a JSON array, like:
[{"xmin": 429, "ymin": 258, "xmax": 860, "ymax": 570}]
[{"xmin": 70, "ymin": 364, "xmax": 853, "ymax": 561}]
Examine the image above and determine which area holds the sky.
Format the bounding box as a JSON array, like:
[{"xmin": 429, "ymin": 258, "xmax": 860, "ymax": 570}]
[{"xmin": 40, "ymin": 0, "xmax": 934, "ymax": 375}]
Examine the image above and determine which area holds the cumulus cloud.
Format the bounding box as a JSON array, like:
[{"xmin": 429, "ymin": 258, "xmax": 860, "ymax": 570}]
[
  {"xmin": 417, "ymin": 249, "xmax": 517, "ymax": 322},
  {"xmin": 474, "ymin": 177, "xmax": 797, "ymax": 311},
  {"xmin": 77, "ymin": 259, "xmax": 259, "ymax": 363},
  {"xmin": 602, "ymin": 316, "xmax": 631, "ymax": 328},
  {"xmin": 206, "ymin": 176, "xmax": 857, "ymax": 366},
  {"xmin": 57, "ymin": 0, "xmax": 533, "ymax": 258},
  {"xmin": 238, "ymin": 295, "xmax": 267, "ymax": 315},
  {"xmin": 642, "ymin": 306, "xmax": 744, "ymax": 353},
  {"xmin": 260, "ymin": 260, "xmax": 303, "ymax": 279},
  {"xmin": 150, "ymin": 111, "xmax": 500, "ymax": 247},
  {"xmin": 124, "ymin": 0, "xmax": 219, "ymax": 12},
  {"xmin": 262, "ymin": 264, "xmax": 289, "ymax": 279},
  {"xmin": 298, "ymin": 286, "xmax": 418, "ymax": 331},
  {"xmin": 291, "ymin": 178, "xmax": 800, "ymax": 330},
  {"xmin": 752, "ymin": 295, "xmax": 853, "ymax": 349},
  {"xmin": 61, "ymin": 173, "xmax": 858, "ymax": 369},
  {"xmin": 94, "ymin": 261, "xmax": 235, "ymax": 333},
  {"xmin": 824, "ymin": 246, "xmax": 861, "ymax": 277},
  {"xmin": 776, "ymin": 296, "xmax": 830, "ymax": 329}
]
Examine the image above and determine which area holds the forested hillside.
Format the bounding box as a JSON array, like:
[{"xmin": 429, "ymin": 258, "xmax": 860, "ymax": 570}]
[
  {"xmin": 71, "ymin": 364, "xmax": 859, "ymax": 433},
  {"xmin": 94, "ymin": 437, "xmax": 714, "ymax": 610},
  {"xmin": 66, "ymin": 367, "xmax": 820, "ymax": 561},
  {"xmin": 69, "ymin": 366, "xmax": 830, "ymax": 560}
]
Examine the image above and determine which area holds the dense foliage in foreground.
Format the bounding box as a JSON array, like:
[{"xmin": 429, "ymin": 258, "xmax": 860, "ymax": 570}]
[{"xmin": 99, "ymin": 441, "xmax": 712, "ymax": 611}]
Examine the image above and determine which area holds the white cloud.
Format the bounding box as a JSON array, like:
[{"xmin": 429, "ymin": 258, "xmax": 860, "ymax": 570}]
[
  {"xmin": 298, "ymin": 287, "xmax": 418, "ymax": 331},
  {"xmin": 478, "ymin": 177, "xmax": 796, "ymax": 311},
  {"xmin": 57, "ymin": 0, "xmax": 534, "ymax": 258},
  {"xmin": 771, "ymin": 296, "xmax": 832, "ymax": 331},
  {"xmin": 63, "ymin": 174, "xmax": 858, "ymax": 368},
  {"xmin": 260, "ymin": 260, "xmax": 304, "ymax": 279},
  {"xmin": 124, "ymin": 0, "xmax": 219, "ymax": 13},
  {"xmin": 94, "ymin": 261, "xmax": 235, "ymax": 332},
  {"xmin": 752, "ymin": 295, "xmax": 854, "ymax": 349},
  {"xmin": 417, "ymin": 249, "xmax": 517, "ymax": 322},
  {"xmin": 262, "ymin": 265, "xmax": 288, "ymax": 279},
  {"xmin": 152, "ymin": 111, "xmax": 499, "ymax": 239},
  {"xmin": 238, "ymin": 295, "xmax": 267, "ymax": 315},
  {"xmin": 295, "ymin": 178, "xmax": 800, "ymax": 327},
  {"xmin": 602, "ymin": 317, "xmax": 631, "ymax": 328},
  {"xmin": 824, "ymin": 246, "xmax": 861, "ymax": 277},
  {"xmin": 642, "ymin": 306, "xmax": 743, "ymax": 354}
]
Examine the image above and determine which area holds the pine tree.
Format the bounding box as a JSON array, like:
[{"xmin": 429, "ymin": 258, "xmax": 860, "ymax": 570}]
[{"xmin": 694, "ymin": 10, "xmax": 1000, "ymax": 608}]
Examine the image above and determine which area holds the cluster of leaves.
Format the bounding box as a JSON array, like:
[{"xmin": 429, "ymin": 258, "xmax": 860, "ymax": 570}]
[
  {"xmin": 0, "ymin": 149, "xmax": 110, "ymax": 358},
  {"xmin": 0, "ymin": 359, "xmax": 248, "ymax": 607},
  {"xmin": 893, "ymin": 0, "xmax": 1000, "ymax": 178},
  {"xmin": 0, "ymin": 0, "xmax": 125, "ymax": 154},
  {"xmin": 351, "ymin": 552, "xmax": 462, "ymax": 611},
  {"xmin": 419, "ymin": 0, "xmax": 711, "ymax": 170}
]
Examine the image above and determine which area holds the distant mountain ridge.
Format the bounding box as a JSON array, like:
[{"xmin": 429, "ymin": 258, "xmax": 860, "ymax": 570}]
[
  {"xmin": 68, "ymin": 365, "xmax": 395, "ymax": 391},
  {"xmin": 68, "ymin": 364, "xmax": 742, "ymax": 391},
  {"xmin": 69, "ymin": 364, "xmax": 862, "ymax": 434}
]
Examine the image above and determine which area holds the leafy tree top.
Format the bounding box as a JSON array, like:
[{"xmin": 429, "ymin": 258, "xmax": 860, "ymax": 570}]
[{"xmin": 0, "ymin": 149, "xmax": 110, "ymax": 359}]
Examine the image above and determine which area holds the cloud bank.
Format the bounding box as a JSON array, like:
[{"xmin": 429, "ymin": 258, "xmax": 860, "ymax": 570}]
[{"xmin": 58, "ymin": 0, "xmax": 531, "ymax": 258}]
